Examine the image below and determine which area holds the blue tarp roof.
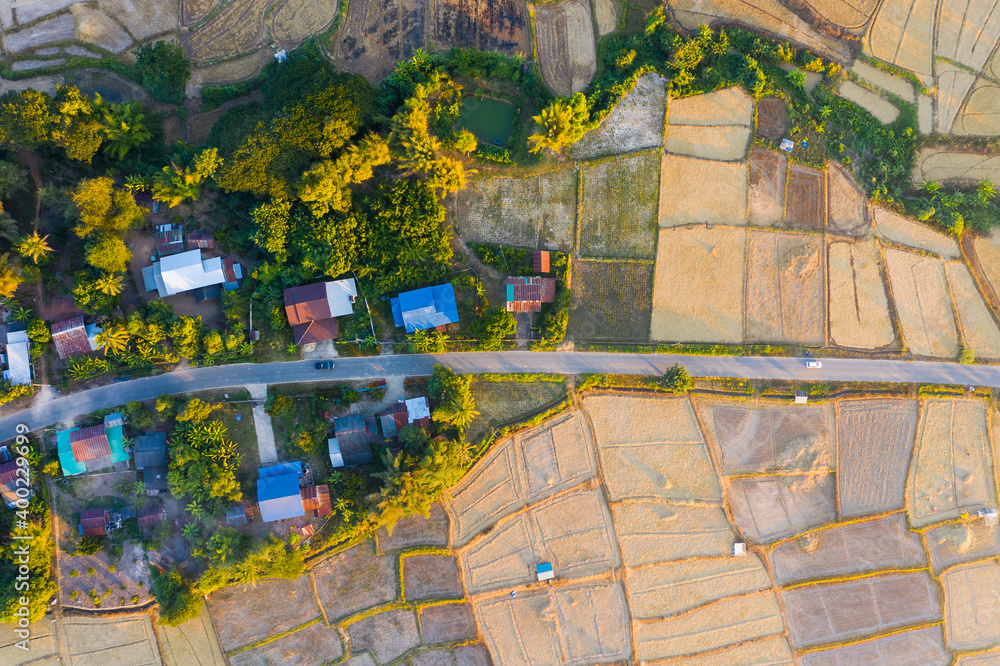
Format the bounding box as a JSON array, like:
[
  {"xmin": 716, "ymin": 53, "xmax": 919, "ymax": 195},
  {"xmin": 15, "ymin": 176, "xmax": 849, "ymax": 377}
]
[
  {"xmin": 257, "ymin": 473, "xmax": 304, "ymax": 522},
  {"xmin": 259, "ymin": 462, "xmax": 302, "ymax": 478},
  {"xmin": 390, "ymin": 283, "xmax": 459, "ymax": 333},
  {"xmin": 56, "ymin": 430, "xmax": 85, "ymax": 476}
]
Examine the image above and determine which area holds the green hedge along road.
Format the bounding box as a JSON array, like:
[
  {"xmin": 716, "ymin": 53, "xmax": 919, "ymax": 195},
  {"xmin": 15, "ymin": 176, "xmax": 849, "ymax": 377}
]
[{"xmin": 0, "ymin": 351, "xmax": 995, "ymax": 440}]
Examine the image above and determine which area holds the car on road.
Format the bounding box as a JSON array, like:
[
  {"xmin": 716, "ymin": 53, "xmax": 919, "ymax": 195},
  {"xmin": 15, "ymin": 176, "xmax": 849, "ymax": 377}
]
[
  {"xmin": 315, "ymin": 361, "xmax": 336, "ymax": 370},
  {"xmin": 805, "ymin": 360, "xmax": 822, "ymax": 369}
]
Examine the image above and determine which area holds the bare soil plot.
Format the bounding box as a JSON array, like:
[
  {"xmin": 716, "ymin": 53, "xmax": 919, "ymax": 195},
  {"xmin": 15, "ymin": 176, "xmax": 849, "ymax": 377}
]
[
  {"xmin": 769, "ymin": 513, "xmax": 926, "ymax": 586},
  {"xmin": 455, "ymin": 644, "xmax": 492, "ymax": 666},
  {"xmin": 567, "ymin": 260, "xmax": 653, "ymax": 341},
  {"xmin": 478, "ymin": 0, "xmax": 532, "ymax": 53},
  {"xmin": 828, "ymin": 241, "xmax": 896, "ymax": 349},
  {"xmin": 456, "ymin": 168, "xmax": 576, "ymax": 250},
  {"xmin": 404, "ymin": 555, "xmax": 464, "ymax": 600},
  {"xmin": 460, "ymin": 486, "xmax": 619, "ymax": 593},
  {"xmin": 570, "ymin": 73, "xmax": 666, "ymax": 160},
  {"xmin": 449, "ymin": 410, "xmax": 596, "ymax": 545},
  {"xmin": 914, "ymin": 149, "xmax": 1000, "ymax": 185},
  {"xmin": 783, "ymin": 571, "xmax": 942, "ymax": 648},
  {"xmin": 784, "ymin": 164, "xmax": 824, "ymax": 230},
  {"xmin": 612, "ymin": 501, "xmax": 735, "ymax": 567},
  {"xmin": 744, "ymin": 231, "xmax": 826, "ymax": 345},
  {"xmin": 663, "ymin": 125, "xmax": 752, "ymax": 161},
  {"xmin": 420, "ymin": 603, "xmax": 478, "ymax": 644},
  {"xmin": 633, "ymin": 590, "xmax": 784, "ymax": 662},
  {"xmin": 271, "ymin": 0, "xmax": 338, "ymax": 46},
  {"xmin": 377, "ymin": 502, "xmax": 449, "ymax": 551},
  {"xmin": 851, "ymin": 61, "xmax": 916, "ymax": 102},
  {"xmin": 936, "ymin": 62, "xmax": 979, "ymax": 134},
  {"xmin": 593, "ymin": 0, "xmax": 617, "ymax": 34},
  {"xmin": 873, "ymin": 206, "xmax": 960, "ymax": 258},
  {"xmin": 669, "ymin": 87, "xmax": 754, "ymax": 126},
  {"xmin": 73, "ymin": 5, "xmax": 135, "ymax": 53},
  {"xmin": 475, "ymin": 583, "xmax": 631, "ymax": 666},
  {"xmin": 972, "ymin": 229, "xmax": 1000, "ymax": 303},
  {"xmin": 627, "ymin": 554, "xmax": 772, "ymax": 619},
  {"xmin": 433, "ymin": 0, "xmax": 478, "ymax": 49},
  {"xmin": 230, "ymin": 622, "xmax": 344, "ymax": 666},
  {"xmin": 827, "ymin": 162, "xmax": 869, "ymax": 237},
  {"xmin": 943, "ymin": 560, "xmax": 1000, "ymax": 650},
  {"xmin": 182, "ymin": 0, "xmax": 268, "ymax": 62},
  {"xmin": 948, "ymin": 261, "xmax": 1000, "ymax": 358},
  {"xmin": 883, "ymin": 248, "xmax": 960, "ymax": 358},
  {"xmin": 747, "ymin": 148, "xmax": 787, "ymax": 227},
  {"xmin": 96, "ymin": 0, "xmax": 176, "ymax": 41},
  {"xmin": 312, "ymin": 542, "xmax": 397, "ymax": 622},
  {"xmin": 0, "ymin": 74, "xmax": 62, "ymax": 95},
  {"xmin": 0, "ymin": 617, "xmax": 58, "ymax": 665},
  {"xmin": 156, "ymin": 601, "xmax": 226, "ymax": 666},
  {"xmin": 919, "ymin": 93, "xmax": 934, "ymax": 134},
  {"xmin": 650, "ymin": 226, "xmax": 747, "ymax": 342},
  {"xmin": 799, "ymin": 625, "xmax": 949, "ymax": 666},
  {"xmin": 925, "ymin": 520, "xmax": 1000, "ymax": 573},
  {"xmin": 936, "ymin": 0, "xmax": 1000, "ymax": 72},
  {"xmin": 658, "ymin": 155, "xmax": 748, "ymax": 227},
  {"xmin": 866, "ymin": 0, "xmax": 935, "ymax": 76},
  {"xmin": 836, "ymin": 398, "xmax": 918, "ymax": 516},
  {"xmin": 1, "ymin": 14, "xmax": 75, "ymax": 53},
  {"xmin": 661, "ymin": 636, "xmax": 793, "ymax": 665},
  {"xmin": 7, "ymin": 0, "xmax": 78, "ymax": 25},
  {"xmin": 837, "ymin": 80, "xmax": 900, "ymax": 124},
  {"xmin": 183, "ymin": 0, "xmax": 221, "ymax": 25},
  {"xmin": 333, "ymin": 0, "xmax": 426, "ymax": 81},
  {"xmin": 347, "ymin": 609, "xmax": 421, "ymax": 664},
  {"xmin": 954, "ymin": 80, "xmax": 1000, "ymax": 136},
  {"xmin": 756, "ymin": 97, "xmax": 788, "ymax": 141},
  {"xmin": 206, "ymin": 576, "xmax": 319, "ymax": 651},
  {"xmin": 533, "ymin": 0, "xmax": 596, "ymax": 97},
  {"xmin": 908, "ymin": 399, "xmax": 997, "ymax": 527},
  {"xmin": 698, "ymin": 400, "xmax": 833, "ymax": 474},
  {"xmin": 579, "ymin": 151, "xmax": 660, "ymax": 259},
  {"xmin": 727, "ymin": 474, "xmax": 837, "ymax": 544},
  {"xmin": 585, "ymin": 395, "xmax": 721, "ymax": 502},
  {"xmin": 959, "ymin": 647, "xmax": 1000, "ymax": 664},
  {"xmin": 56, "ymin": 614, "xmax": 161, "ymax": 665}
]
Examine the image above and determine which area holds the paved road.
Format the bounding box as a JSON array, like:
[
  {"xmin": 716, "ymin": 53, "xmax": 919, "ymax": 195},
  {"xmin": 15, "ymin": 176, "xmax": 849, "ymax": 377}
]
[{"xmin": 2, "ymin": 352, "xmax": 997, "ymax": 440}]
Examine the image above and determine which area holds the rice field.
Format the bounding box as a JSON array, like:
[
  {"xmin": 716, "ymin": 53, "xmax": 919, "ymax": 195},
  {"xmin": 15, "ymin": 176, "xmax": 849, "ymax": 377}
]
[
  {"xmin": 567, "ymin": 260, "xmax": 653, "ymax": 341},
  {"xmin": 579, "ymin": 151, "xmax": 661, "ymax": 259}
]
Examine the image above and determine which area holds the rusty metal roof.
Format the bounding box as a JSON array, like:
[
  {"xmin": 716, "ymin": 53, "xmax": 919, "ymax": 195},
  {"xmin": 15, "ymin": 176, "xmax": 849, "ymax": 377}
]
[{"xmin": 70, "ymin": 425, "xmax": 111, "ymax": 462}]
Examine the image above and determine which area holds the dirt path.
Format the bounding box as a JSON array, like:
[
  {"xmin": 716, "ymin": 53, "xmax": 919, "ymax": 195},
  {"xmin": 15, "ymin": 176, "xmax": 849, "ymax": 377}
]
[{"xmin": 15, "ymin": 148, "xmax": 44, "ymax": 221}]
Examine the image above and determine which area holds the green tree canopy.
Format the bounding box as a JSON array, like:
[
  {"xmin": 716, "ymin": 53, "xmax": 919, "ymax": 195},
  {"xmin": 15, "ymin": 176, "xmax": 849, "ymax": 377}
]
[
  {"xmin": 168, "ymin": 419, "xmax": 242, "ymax": 504},
  {"xmin": 133, "ymin": 41, "xmax": 190, "ymax": 104},
  {"xmin": 72, "ymin": 177, "xmax": 145, "ymax": 239},
  {"xmin": 528, "ymin": 93, "xmax": 589, "ymax": 154},
  {"xmin": 470, "ymin": 307, "xmax": 516, "ymax": 351},
  {"xmin": 84, "ymin": 234, "xmax": 131, "ymax": 273},
  {"xmin": 150, "ymin": 567, "xmax": 200, "ymax": 626}
]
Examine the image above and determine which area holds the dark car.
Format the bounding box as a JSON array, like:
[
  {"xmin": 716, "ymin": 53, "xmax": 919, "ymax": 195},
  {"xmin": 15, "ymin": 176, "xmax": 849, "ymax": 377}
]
[{"xmin": 315, "ymin": 360, "xmax": 336, "ymax": 370}]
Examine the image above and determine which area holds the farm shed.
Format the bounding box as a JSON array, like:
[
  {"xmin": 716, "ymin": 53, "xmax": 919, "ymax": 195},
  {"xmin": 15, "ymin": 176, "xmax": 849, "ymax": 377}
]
[
  {"xmin": 137, "ymin": 504, "xmax": 167, "ymax": 528},
  {"xmin": 504, "ymin": 276, "xmax": 556, "ymax": 313},
  {"xmin": 300, "ymin": 484, "xmax": 333, "ymax": 517},
  {"xmin": 257, "ymin": 469, "xmax": 305, "ymax": 523},
  {"xmin": 390, "ymin": 284, "xmax": 459, "ymax": 332},
  {"xmin": 132, "ymin": 191, "xmax": 160, "ymax": 212},
  {"xmin": 187, "ymin": 230, "xmax": 215, "ymax": 249},
  {"xmin": 227, "ymin": 505, "xmax": 254, "ymax": 526},
  {"xmin": 50, "ymin": 316, "xmax": 99, "ymax": 359},
  {"xmin": 79, "ymin": 508, "xmax": 109, "ymax": 536},
  {"xmin": 377, "ymin": 398, "xmax": 433, "ymax": 438},
  {"xmin": 155, "ymin": 223, "xmax": 184, "ymax": 256},
  {"xmin": 133, "ymin": 432, "xmax": 167, "ymax": 469},
  {"xmin": 5, "ymin": 327, "xmax": 31, "ymax": 386},
  {"xmin": 329, "ymin": 415, "xmax": 378, "ymax": 467},
  {"xmin": 283, "ymin": 278, "xmax": 357, "ymax": 345},
  {"xmin": 534, "ymin": 251, "xmax": 551, "ymax": 273}
]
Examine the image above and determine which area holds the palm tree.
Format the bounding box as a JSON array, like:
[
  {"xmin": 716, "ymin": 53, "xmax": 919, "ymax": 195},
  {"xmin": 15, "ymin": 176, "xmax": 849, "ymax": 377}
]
[
  {"xmin": 95, "ymin": 323, "xmax": 129, "ymax": 356},
  {"xmin": 16, "ymin": 231, "xmax": 52, "ymax": 264},
  {"xmin": 99, "ymin": 101, "xmax": 152, "ymax": 162},
  {"xmin": 432, "ymin": 391, "xmax": 480, "ymax": 430},
  {"xmin": 181, "ymin": 522, "xmax": 199, "ymax": 540},
  {"xmin": 94, "ymin": 273, "xmax": 123, "ymax": 296},
  {"xmin": 361, "ymin": 335, "xmax": 379, "ymax": 350},
  {"xmin": 9, "ymin": 304, "xmax": 31, "ymax": 322},
  {"xmin": 186, "ymin": 501, "xmax": 208, "ymax": 521}
]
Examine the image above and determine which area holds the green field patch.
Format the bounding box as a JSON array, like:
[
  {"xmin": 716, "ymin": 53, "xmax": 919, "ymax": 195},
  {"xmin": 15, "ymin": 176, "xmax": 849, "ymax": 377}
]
[
  {"xmin": 466, "ymin": 378, "xmax": 567, "ymax": 442},
  {"xmin": 579, "ymin": 151, "xmax": 660, "ymax": 259},
  {"xmin": 568, "ymin": 259, "xmax": 653, "ymax": 341}
]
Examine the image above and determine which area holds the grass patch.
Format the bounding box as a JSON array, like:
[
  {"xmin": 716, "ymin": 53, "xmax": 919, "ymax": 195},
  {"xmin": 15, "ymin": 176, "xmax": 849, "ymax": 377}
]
[{"xmin": 466, "ymin": 379, "xmax": 568, "ymax": 442}]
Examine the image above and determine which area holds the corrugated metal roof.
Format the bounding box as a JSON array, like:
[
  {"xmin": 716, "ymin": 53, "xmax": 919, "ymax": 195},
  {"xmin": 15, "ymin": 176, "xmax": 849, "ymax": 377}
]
[
  {"xmin": 257, "ymin": 473, "xmax": 305, "ymax": 522},
  {"xmin": 134, "ymin": 432, "xmax": 167, "ymax": 469},
  {"xmin": 80, "ymin": 508, "xmax": 108, "ymax": 535},
  {"xmin": 504, "ymin": 277, "xmax": 557, "ymax": 313},
  {"xmin": 533, "ymin": 251, "xmax": 550, "ymax": 273},
  {"xmin": 301, "ymin": 485, "xmax": 332, "ymax": 517},
  {"xmin": 69, "ymin": 425, "xmax": 112, "ymax": 462},
  {"xmin": 283, "ymin": 282, "xmax": 332, "ymax": 326},
  {"xmin": 259, "ymin": 462, "xmax": 302, "ymax": 479},
  {"xmin": 390, "ymin": 284, "xmax": 459, "ymax": 332},
  {"xmin": 137, "ymin": 505, "xmax": 166, "ymax": 527},
  {"xmin": 227, "ymin": 505, "xmax": 253, "ymax": 526},
  {"xmin": 51, "ymin": 316, "xmax": 93, "ymax": 359},
  {"xmin": 141, "ymin": 466, "xmax": 169, "ymax": 490},
  {"xmin": 6, "ymin": 341, "xmax": 30, "ymax": 385}
]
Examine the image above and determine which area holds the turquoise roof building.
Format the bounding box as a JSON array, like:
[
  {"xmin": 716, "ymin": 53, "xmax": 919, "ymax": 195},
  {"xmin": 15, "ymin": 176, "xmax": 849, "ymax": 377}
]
[{"xmin": 57, "ymin": 418, "xmax": 128, "ymax": 476}]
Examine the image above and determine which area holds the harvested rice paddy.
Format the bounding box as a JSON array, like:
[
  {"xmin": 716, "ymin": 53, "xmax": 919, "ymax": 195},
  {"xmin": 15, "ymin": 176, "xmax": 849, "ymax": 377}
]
[
  {"xmin": 883, "ymin": 247, "xmax": 960, "ymax": 358},
  {"xmin": 579, "ymin": 151, "xmax": 660, "ymax": 259},
  {"xmin": 873, "ymin": 207, "xmax": 960, "ymax": 258},
  {"xmin": 726, "ymin": 473, "xmax": 837, "ymax": 543},
  {"xmin": 532, "ymin": 0, "xmax": 597, "ymax": 97},
  {"xmin": 747, "ymin": 148, "xmax": 787, "ymax": 227},
  {"xmin": 946, "ymin": 261, "xmax": 1000, "ymax": 359},
  {"xmin": 658, "ymin": 155, "xmax": 748, "ymax": 227},
  {"xmin": 567, "ymin": 260, "xmax": 653, "ymax": 341},
  {"xmin": 827, "ymin": 240, "xmax": 895, "ymax": 349}
]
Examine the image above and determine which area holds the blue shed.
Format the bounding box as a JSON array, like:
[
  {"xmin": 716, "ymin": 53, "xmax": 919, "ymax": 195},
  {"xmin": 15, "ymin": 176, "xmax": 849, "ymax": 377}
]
[
  {"xmin": 390, "ymin": 284, "xmax": 459, "ymax": 333},
  {"xmin": 257, "ymin": 472, "xmax": 304, "ymax": 523}
]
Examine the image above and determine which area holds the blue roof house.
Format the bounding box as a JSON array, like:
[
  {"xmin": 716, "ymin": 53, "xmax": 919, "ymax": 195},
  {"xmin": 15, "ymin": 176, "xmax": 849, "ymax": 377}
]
[
  {"xmin": 257, "ymin": 469, "xmax": 305, "ymax": 523},
  {"xmin": 390, "ymin": 284, "xmax": 459, "ymax": 333}
]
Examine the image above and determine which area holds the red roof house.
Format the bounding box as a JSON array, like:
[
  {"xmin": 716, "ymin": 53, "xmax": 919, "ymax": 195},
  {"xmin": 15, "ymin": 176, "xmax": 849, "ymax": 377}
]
[
  {"xmin": 0, "ymin": 460, "xmax": 20, "ymax": 507},
  {"xmin": 70, "ymin": 425, "xmax": 112, "ymax": 462},
  {"xmin": 155, "ymin": 224, "xmax": 184, "ymax": 256},
  {"xmin": 300, "ymin": 485, "xmax": 333, "ymax": 517},
  {"xmin": 533, "ymin": 251, "xmax": 550, "ymax": 274},
  {"xmin": 80, "ymin": 508, "xmax": 109, "ymax": 536},
  {"xmin": 283, "ymin": 279, "xmax": 357, "ymax": 345},
  {"xmin": 187, "ymin": 230, "xmax": 215, "ymax": 250},
  {"xmin": 137, "ymin": 504, "xmax": 167, "ymax": 528},
  {"xmin": 51, "ymin": 316, "xmax": 96, "ymax": 359},
  {"xmin": 504, "ymin": 276, "xmax": 557, "ymax": 313}
]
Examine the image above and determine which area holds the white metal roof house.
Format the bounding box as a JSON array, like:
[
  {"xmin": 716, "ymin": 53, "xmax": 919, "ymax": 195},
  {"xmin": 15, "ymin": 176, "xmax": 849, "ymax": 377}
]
[
  {"xmin": 142, "ymin": 250, "xmax": 231, "ymax": 298},
  {"xmin": 5, "ymin": 329, "xmax": 31, "ymax": 386}
]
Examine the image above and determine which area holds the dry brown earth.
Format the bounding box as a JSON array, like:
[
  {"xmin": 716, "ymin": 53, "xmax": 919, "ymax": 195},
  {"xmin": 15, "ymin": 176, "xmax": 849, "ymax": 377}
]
[
  {"xmin": 972, "ymin": 229, "xmax": 1000, "ymax": 303},
  {"xmin": 155, "ymin": 601, "xmax": 226, "ymax": 666},
  {"xmin": 532, "ymin": 0, "xmax": 596, "ymax": 97},
  {"xmin": 312, "ymin": 542, "xmax": 397, "ymax": 621},
  {"xmin": 419, "ymin": 603, "xmax": 479, "ymax": 644},
  {"xmin": 873, "ymin": 207, "xmax": 960, "ymax": 258},
  {"xmin": 56, "ymin": 614, "xmax": 161, "ymax": 665},
  {"xmin": 459, "ymin": 512, "xmax": 537, "ymax": 593},
  {"xmin": 755, "ymin": 97, "xmax": 788, "ymax": 141},
  {"xmin": 747, "ymin": 148, "xmax": 787, "ymax": 227},
  {"xmin": 404, "ymin": 555, "xmax": 464, "ymax": 600},
  {"xmin": 943, "ymin": 560, "xmax": 1000, "ymax": 650},
  {"xmin": 626, "ymin": 555, "xmax": 772, "ymax": 618},
  {"xmin": 229, "ymin": 623, "xmax": 343, "ymax": 666},
  {"xmin": 347, "ymin": 609, "xmax": 421, "ymax": 664},
  {"xmin": 650, "ymin": 226, "xmax": 747, "ymax": 342},
  {"xmin": 334, "ymin": 0, "xmax": 426, "ymax": 80},
  {"xmin": 744, "ymin": 231, "xmax": 826, "ymax": 344},
  {"xmin": 183, "ymin": 0, "xmax": 221, "ymax": 25},
  {"xmin": 768, "ymin": 513, "xmax": 926, "ymax": 586},
  {"xmin": 782, "ymin": 571, "xmax": 942, "ymax": 647},
  {"xmin": 206, "ymin": 576, "xmax": 320, "ymax": 651},
  {"xmin": 727, "ymin": 474, "xmax": 837, "ymax": 543},
  {"xmin": 919, "ymin": 93, "xmax": 934, "ymax": 133},
  {"xmin": 837, "ymin": 81, "xmax": 900, "ymax": 124},
  {"xmin": 567, "ymin": 259, "xmax": 653, "ymax": 341},
  {"xmin": 271, "ymin": 0, "xmax": 338, "ymax": 46},
  {"xmin": 827, "ymin": 241, "xmax": 895, "ymax": 349},
  {"xmin": 914, "ymin": 149, "xmax": 1000, "ymax": 185},
  {"xmin": 946, "ymin": 261, "xmax": 1000, "ymax": 358},
  {"xmin": 0, "ymin": 618, "xmax": 59, "ymax": 664},
  {"xmin": 851, "ymin": 61, "xmax": 916, "ymax": 102},
  {"xmin": 585, "ymin": 395, "xmax": 721, "ymax": 502},
  {"xmin": 594, "ymin": 0, "xmax": 617, "ymax": 35},
  {"xmin": 908, "ymin": 399, "xmax": 997, "ymax": 527},
  {"xmin": 98, "ymin": 0, "xmax": 177, "ymax": 41},
  {"xmin": 954, "ymin": 80, "xmax": 1000, "ymax": 136},
  {"xmin": 71, "ymin": 5, "xmax": 134, "ymax": 53},
  {"xmin": 866, "ymin": 0, "xmax": 936, "ymax": 76},
  {"xmin": 658, "ymin": 156, "xmax": 747, "ymax": 227},
  {"xmin": 784, "ymin": 164, "xmax": 824, "ymax": 230},
  {"xmin": 936, "ymin": 62, "xmax": 979, "ymax": 134},
  {"xmin": 836, "ymin": 398, "xmax": 918, "ymax": 516},
  {"xmin": 474, "ymin": 583, "xmax": 631, "ymax": 665},
  {"xmin": 935, "ymin": 0, "xmax": 1000, "ymax": 72},
  {"xmin": 827, "ymin": 162, "xmax": 869, "ymax": 236},
  {"xmin": 186, "ymin": 49, "xmax": 269, "ymax": 96},
  {"xmin": 925, "ymin": 520, "xmax": 1000, "ymax": 573},
  {"xmin": 669, "ymin": 87, "xmax": 754, "ymax": 126},
  {"xmin": 377, "ymin": 502, "xmax": 450, "ymax": 551},
  {"xmin": 805, "ymin": 0, "xmax": 879, "ymax": 28},
  {"xmin": 698, "ymin": 399, "xmax": 834, "ymax": 474},
  {"xmin": 883, "ymin": 247, "xmax": 960, "ymax": 358},
  {"xmin": 958, "ymin": 648, "xmax": 1000, "ymax": 664},
  {"xmin": 612, "ymin": 501, "xmax": 735, "ymax": 566},
  {"xmin": 632, "ymin": 590, "xmax": 785, "ymax": 661},
  {"xmin": 182, "ymin": 0, "xmax": 268, "ymax": 62},
  {"xmin": 663, "ymin": 125, "xmax": 751, "ymax": 161},
  {"xmin": 798, "ymin": 626, "xmax": 949, "ymax": 665},
  {"xmin": 448, "ymin": 437, "xmax": 523, "ymax": 545},
  {"xmin": 569, "ymin": 73, "xmax": 666, "ymax": 160},
  {"xmin": 661, "ymin": 636, "xmax": 793, "ymax": 665}
]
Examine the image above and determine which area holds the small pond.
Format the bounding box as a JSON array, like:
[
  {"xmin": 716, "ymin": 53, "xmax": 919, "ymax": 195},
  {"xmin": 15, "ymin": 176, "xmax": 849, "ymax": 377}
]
[{"xmin": 456, "ymin": 95, "xmax": 515, "ymax": 146}]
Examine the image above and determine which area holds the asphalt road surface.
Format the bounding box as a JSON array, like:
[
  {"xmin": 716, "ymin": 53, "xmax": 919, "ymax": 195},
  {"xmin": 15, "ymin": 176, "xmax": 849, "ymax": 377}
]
[{"xmin": 1, "ymin": 351, "xmax": 996, "ymax": 440}]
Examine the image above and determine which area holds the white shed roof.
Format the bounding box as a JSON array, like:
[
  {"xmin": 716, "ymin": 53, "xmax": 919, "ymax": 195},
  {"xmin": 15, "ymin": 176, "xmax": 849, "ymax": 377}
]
[
  {"xmin": 325, "ymin": 278, "xmax": 357, "ymax": 318},
  {"xmin": 154, "ymin": 250, "xmax": 227, "ymax": 297},
  {"xmin": 405, "ymin": 397, "xmax": 431, "ymax": 422},
  {"xmin": 6, "ymin": 341, "xmax": 30, "ymax": 385}
]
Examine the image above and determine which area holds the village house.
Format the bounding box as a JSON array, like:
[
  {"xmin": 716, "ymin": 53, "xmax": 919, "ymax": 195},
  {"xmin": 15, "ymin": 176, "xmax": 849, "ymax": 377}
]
[{"xmin": 283, "ymin": 278, "xmax": 357, "ymax": 345}]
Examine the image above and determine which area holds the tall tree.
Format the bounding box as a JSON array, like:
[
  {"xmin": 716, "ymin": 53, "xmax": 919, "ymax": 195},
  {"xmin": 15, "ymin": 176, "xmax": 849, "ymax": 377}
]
[
  {"xmin": 152, "ymin": 148, "xmax": 222, "ymax": 207},
  {"xmin": 72, "ymin": 177, "xmax": 145, "ymax": 239},
  {"xmin": 528, "ymin": 93, "xmax": 589, "ymax": 154},
  {"xmin": 15, "ymin": 231, "xmax": 51, "ymax": 264},
  {"xmin": 84, "ymin": 234, "xmax": 131, "ymax": 273},
  {"xmin": 98, "ymin": 100, "xmax": 152, "ymax": 161}
]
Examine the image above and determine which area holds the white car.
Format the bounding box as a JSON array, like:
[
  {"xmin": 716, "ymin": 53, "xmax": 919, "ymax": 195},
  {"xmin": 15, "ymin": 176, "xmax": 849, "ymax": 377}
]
[{"xmin": 805, "ymin": 360, "xmax": 822, "ymax": 369}]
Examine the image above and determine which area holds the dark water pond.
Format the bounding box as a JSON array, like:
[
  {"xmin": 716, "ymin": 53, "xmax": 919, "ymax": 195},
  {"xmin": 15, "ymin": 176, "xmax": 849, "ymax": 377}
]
[{"xmin": 456, "ymin": 95, "xmax": 515, "ymax": 146}]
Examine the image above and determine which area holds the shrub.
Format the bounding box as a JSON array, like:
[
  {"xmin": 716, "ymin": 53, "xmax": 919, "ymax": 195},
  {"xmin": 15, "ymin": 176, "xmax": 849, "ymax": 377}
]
[
  {"xmin": 86, "ymin": 566, "xmax": 96, "ymax": 575},
  {"xmin": 132, "ymin": 41, "xmax": 190, "ymax": 104},
  {"xmin": 69, "ymin": 569, "xmax": 78, "ymax": 577},
  {"xmin": 108, "ymin": 564, "xmax": 116, "ymax": 572},
  {"xmin": 77, "ymin": 536, "xmax": 104, "ymax": 556},
  {"xmin": 131, "ymin": 594, "xmax": 139, "ymax": 604},
  {"xmin": 661, "ymin": 364, "xmax": 694, "ymax": 393},
  {"xmin": 69, "ymin": 590, "xmax": 78, "ymax": 600},
  {"xmin": 150, "ymin": 567, "xmax": 200, "ymax": 626}
]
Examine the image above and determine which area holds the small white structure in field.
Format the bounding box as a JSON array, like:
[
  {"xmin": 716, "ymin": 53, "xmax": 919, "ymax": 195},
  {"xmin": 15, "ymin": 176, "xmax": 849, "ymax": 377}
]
[
  {"xmin": 979, "ymin": 508, "xmax": 998, "ymax": 526},
  {"xmin": 536, "ymin": 562, "xmax": 554, "ymax": 581},
  {"xmin": 733, "ymin": 542, "xmax": 747, "ymax": 557},
  {"xmin": 780, "ymin": 138, "xmax": 794, "ymax": 152},
  {"xmin": 274, "ymin": 49, "xmax": 288, "ymax": 63},
  {"xmin": 794, "ymin": 391, "xmax": 808, "ymax": 404}
]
